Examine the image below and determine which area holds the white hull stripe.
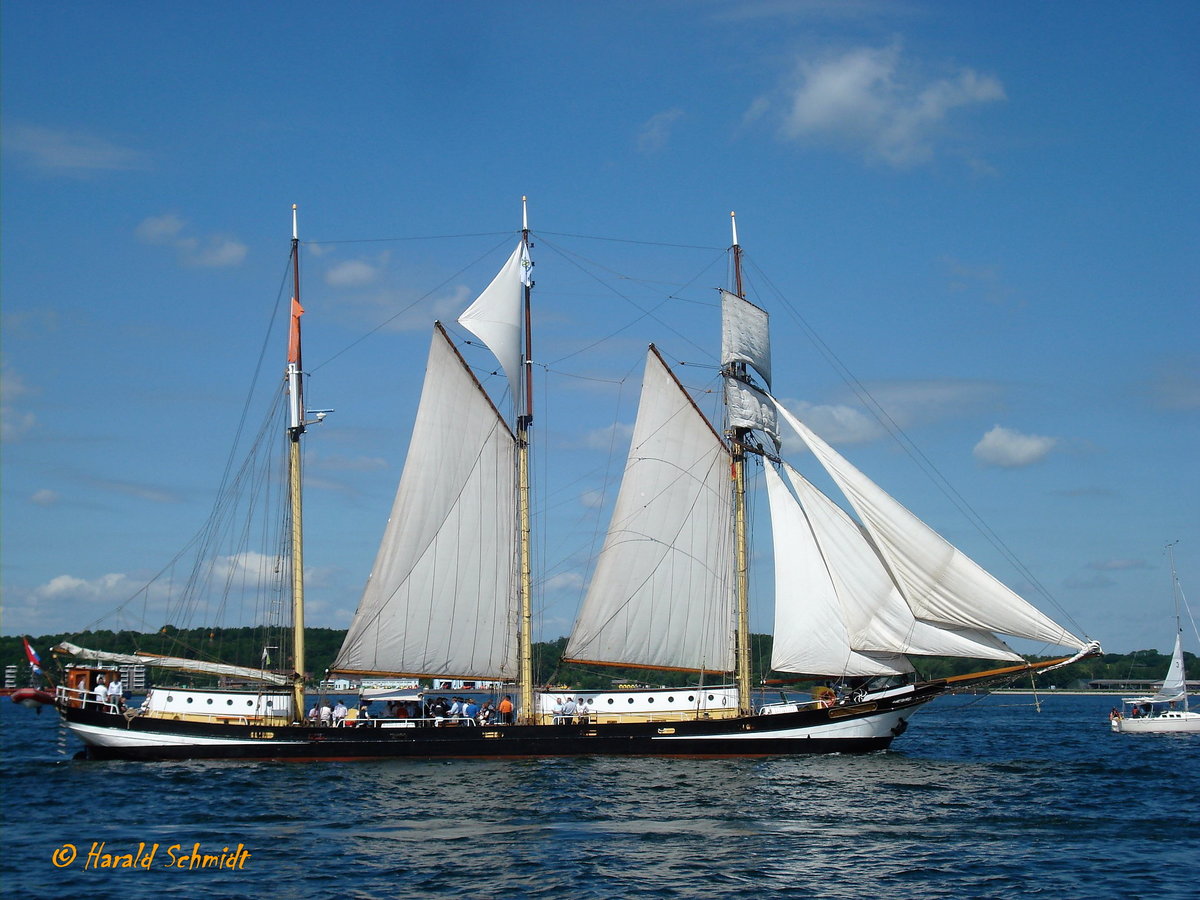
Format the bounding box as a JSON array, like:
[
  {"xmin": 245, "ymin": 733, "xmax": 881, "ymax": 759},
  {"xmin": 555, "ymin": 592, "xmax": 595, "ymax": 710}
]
[
  {"xmin": 68, "ymin": 722, "xmax": 307, "ymax": 750},
  {"xmin": 652, "ymin": 710, "xmax": 907, "ymax": 741}
]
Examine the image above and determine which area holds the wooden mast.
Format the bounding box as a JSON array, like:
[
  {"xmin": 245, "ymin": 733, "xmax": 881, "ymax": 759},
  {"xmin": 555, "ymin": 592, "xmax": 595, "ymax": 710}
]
[
  {"xmin": 729, "ymin": 211, "xmax": 753, "ymax": 716},
  {"xmin": 287, "ymin": 204, "xmax": 307, "ymax": 721},
  {"xmin": 517, "ymin": 197, "xmax": 535, "ymax": 723}
]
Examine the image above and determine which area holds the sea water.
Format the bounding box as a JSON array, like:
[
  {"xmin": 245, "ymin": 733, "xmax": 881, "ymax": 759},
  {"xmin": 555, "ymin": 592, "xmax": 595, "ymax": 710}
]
[{"xmin": 2, "ymin": 692, "xmax": 1197, "ymax": 899}]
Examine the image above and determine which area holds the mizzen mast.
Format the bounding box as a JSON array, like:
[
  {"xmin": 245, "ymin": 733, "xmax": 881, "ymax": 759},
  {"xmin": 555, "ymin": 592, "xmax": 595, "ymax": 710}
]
[{"xmin": 287, "ymin": 204, "xmax": 307, "ymax": 721}]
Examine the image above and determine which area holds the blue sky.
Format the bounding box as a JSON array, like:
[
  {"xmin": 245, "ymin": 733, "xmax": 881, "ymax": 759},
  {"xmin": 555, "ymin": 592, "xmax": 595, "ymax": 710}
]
[{"xmin": 3, "ymin": 1, "xmax": 1197, "ymax": 657}]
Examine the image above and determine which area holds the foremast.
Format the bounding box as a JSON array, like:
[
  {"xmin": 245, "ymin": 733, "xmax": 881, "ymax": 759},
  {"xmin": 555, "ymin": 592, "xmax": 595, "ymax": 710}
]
[
  {"xmin": 287, "ymin": 204, "xmax": 306, "ymax": 721},
  {"xmin": 727, "ymin": 212, "xmax": 753, "ymax": 716},
  {"xmin": 516, "ymin": 198, "xmax": 536, "ymax": 724}
]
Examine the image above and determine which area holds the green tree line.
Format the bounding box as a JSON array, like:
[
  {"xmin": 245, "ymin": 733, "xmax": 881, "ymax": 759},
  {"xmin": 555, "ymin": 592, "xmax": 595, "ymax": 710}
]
[{"xmin": 4, "ymin": 629, "xmax": 1193, "ymax": 691}]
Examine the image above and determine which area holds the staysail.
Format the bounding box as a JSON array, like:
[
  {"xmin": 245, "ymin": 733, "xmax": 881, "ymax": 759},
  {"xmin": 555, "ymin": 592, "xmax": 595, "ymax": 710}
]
[
  {"xmin": 457, "ymin": 240, "xmax": 531, "ymax": 411},
  {"xmin": 763, "ymin": 464, "xmax": 912, "ymax": 676},
  {"xmin": 564, "ymin": 346, "xmax": 734, "ymax": 673},
  {"xmin": 332, "ymin": 324, "xmax": 518, "ymax": 680},
  {"xmin": 768, "ymin": 461, "xmax": 1025, "ymax": 674},
  {"xmin": 771, "ymin": 399, "xmax": 1086, "ymax": 651}
]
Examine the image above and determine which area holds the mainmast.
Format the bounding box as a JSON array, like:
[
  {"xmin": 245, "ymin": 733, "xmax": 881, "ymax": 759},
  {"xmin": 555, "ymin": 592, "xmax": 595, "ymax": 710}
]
[
  {"xmin": 728, "ymin": 211, "xmax": 752, "ymax": 716},
  {"xmin": 517, "ymin": 197, "xmax": 536, "ymax": 723},
  {"xmin": 287, "ymin": 204, "xmax": 307, "ymax": 721}
]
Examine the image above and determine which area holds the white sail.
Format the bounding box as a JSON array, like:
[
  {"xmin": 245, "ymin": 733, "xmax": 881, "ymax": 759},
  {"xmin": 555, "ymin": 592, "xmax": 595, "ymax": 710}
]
[
  {"xmin": 457, "ymin": 240, "xmax": 530, "ymax": 409},
  {"xmin": 333, "ymin": 325, "xmax": 518, "ymax": 679},
  {"xmin": 777, "ymin": 462, "xmax": 1024, "ymax": 662},
  {"xmin": 764, "ymin": 464, "xmax": 912, "ymax": 676},
  {"xmin": 53, "ymin": 642, "xmax": 291, "ymax": 686},
  {"xmin": 773, "ymin": 399, "xmax": 1086, "ymax": 650},
  {"xmin": 564, "ymin": 347, "xmax": 734, "ymax": 673},
  {"xmin": 1151, "ymin": 633, "xmax": 1188, "ymax": 703},
  {"xmin": 725, "ymin": 379, "xmax": 780, "ymax": 450},
  {"xmin": 721, "ymin": 290, "xmax": 771, "ymax": 388}
]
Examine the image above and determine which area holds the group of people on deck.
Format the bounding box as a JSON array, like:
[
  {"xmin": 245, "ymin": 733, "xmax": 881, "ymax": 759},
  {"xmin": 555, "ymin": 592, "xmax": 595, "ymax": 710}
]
[
  {"xmin": 90, "ymin": 674, "xmax": 125, "ymax": 711},
  {"xmin": 551, "ymin": 696, "xmax": 593, "ymax": 724},
  {"xmin": 306, "ymin": 694, "xmax": 518, "ymax": 727},
  {"xmin": 308, "ymin": 698, "xmax": 371, "ymax": 726},
  {"xmin": 424, "ymin": 694, "xmax": 515, "ymax": 725}
]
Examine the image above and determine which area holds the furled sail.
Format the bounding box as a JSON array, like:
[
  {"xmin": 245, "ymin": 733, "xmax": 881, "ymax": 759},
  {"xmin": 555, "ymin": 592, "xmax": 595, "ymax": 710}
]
[
  {"xmin": 332, "ymin": 324, "xmax": 518, "ymax": 679},
  {"xmin": 457, "ymin": 240, "xmax": 530, "ymax": 410},
  {"xmin": 775, "ymin": 462, "xmax": 1023, "ymax": 663},
  {"xmin": 721, "ymin": 290, "xmax": 772, "ymax": 388},
  {"xmin": 725, "ymin": 379, "xmax": 780, "ymax": 450},
  {"xmin": 564, "ymin": 346, "xmax": 734, "ymax": 673},
  {"xmin": 772, "ymin": 399, "xmax": 1087, "ymax": 651},
  {"xmin": 53, "ymin": 642, "xmax": 291, "ymax": 686},
  {"xmin": 722, "ymin": 289, "xmax": 778, "ymax": 447}
]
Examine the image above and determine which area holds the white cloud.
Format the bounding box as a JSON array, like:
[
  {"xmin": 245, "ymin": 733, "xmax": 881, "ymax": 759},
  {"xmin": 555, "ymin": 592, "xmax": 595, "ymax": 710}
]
[
  {"xmin": 326, "ymin": 259, "xmax": 382, "ymax": 288},
  {"xmin": 779, "ymin": 379, "xmax": 999, "ymax": 445},
  {"xmin": 579, "ymin": 422, "xmax": 635, "ymax": 451},
  {"xmin": 135, "ymin": 214, "xmax": 246, "ymax": 268},
  {"xmin": 580, "ymin": 489, "xmax": 606, "ymax": 509},
  {"xmin": 208, "ymin": 551, "xmax": 277, "ymax": 584},
  {"xmin": 35, "ymin": 572, "xmax": 138, "ymax": 601},
  {"xmin": 179, "ymin": 236, "xmax": 247, "ymax": 267},
  {"xmin": 767, "ymin": 44, "xmax": 1004, "ymax": 166},
  {"xmin": 135, "ymin": 214, "xmax": 186, "ymax": 244},
  {"xmin": 31, "ymin": 489, "xmax": 60, "ymax": 506},
  {"xmin": 5, "ymin": 122, "xmax": 145, "ymax": 173},
  {"xmin": 544, "ymin": 571, "xmax": 584, "ymax": 593},
  {"xmin": 973, "ymin": 425, "xmax": 1057, "ymax": 467},
  {"xmin": 637, "ymin": 108, "xmax": 685, "ymax": 154},
  {"xmin": 1, "ymin": 366, "xmax": 37, "ymax": 441},
  {"xmin": 783, "ymin": 400, "xmax": 883, "ymax": 444}
]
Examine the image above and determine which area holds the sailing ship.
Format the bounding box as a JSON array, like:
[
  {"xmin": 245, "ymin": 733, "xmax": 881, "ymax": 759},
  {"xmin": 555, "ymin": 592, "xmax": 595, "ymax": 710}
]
[
  {"xmin": 53, "ymin": 202, "xmax": 1099, "ymax": 760},
  {"xmin": 1110, "ymin": 544, "xmax": 1199, "ymax": 734}
]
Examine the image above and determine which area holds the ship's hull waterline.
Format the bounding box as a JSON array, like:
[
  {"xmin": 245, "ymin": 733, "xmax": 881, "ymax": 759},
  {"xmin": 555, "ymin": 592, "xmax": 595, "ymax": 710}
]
[{"xmin": 60, "ymin": 685, "xmax": 941, "ymax": 761}]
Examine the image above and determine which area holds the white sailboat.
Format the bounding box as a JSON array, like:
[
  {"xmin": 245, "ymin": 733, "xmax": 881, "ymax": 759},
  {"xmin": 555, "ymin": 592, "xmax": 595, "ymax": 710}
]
[
  {"xmin": 54, "ymin": 202, "xmax": 1099, "ymax": 760},
  {"xmin": 1111, "ymin": 544, "xmax": 1199, "ymax": 734}
]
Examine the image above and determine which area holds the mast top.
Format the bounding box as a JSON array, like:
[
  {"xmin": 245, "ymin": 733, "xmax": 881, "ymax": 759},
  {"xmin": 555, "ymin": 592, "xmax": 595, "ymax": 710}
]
[
  {"xmin": 522, "ymin": 196, "xmax": 529, "ymax": 233},
  {"xmin": 292, "ymin": 204, "xmax": 298, "ymax": 241},
  {"xmin": 730, "ymin": 210, "xmax": 739, "ymax": 249}
]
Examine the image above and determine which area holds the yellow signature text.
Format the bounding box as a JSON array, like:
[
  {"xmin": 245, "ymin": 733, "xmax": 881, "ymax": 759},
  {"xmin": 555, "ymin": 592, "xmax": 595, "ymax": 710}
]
[{"xmin": 50, "ymin": 841, "xmax": 252, "ymax": 870}]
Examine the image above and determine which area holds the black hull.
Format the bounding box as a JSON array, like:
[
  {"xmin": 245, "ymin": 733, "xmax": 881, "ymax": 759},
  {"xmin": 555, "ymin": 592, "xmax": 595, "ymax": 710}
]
[{"xmin": 59, "ymin": 683, "xmax": 943, "ymax": 761}]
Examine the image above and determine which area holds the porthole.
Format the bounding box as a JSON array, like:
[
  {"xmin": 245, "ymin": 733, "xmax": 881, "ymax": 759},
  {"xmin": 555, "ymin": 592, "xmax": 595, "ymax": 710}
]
[
  {"xmin": 607, "ymin": 698, "xmax": 614, "ymax": 705},
  {"xmin": 688, "ymin": 695, "xmax": 695, "ymax": 702},
  {"xmin": 266, "ymin": 700, "xmax": 274, "ymax": 708},
  {"xmin": 648, "ymin": 697, "xmax": 654, "ymax": 703},
  {"xmin": 246, "ymin": 700, "xmax": 254, "ymax": 707},
  {"xmin": 668, "ymin": 696, "xmax": 675, "ymax": 703},
  {"xmin": 206, "ymin": 698, "xmax": 213, "ymax": 705},
  {"xmin": 187, "ymin": 697, "xmax": 194, "ymax": 704},
  {"xmin": 707, "ymin": 694, "xmax": 715, "ymax": 701},
  {"xmin": 167, "ymin": 696, "xmax": 174, "ymax": 702},
  {"xmin": 628, "ymin": 698, "xmax": 635, "ymax": 704},
  {"xmin": 227, "ymin": 699, "xmax": 234, "ymax": 706}
]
